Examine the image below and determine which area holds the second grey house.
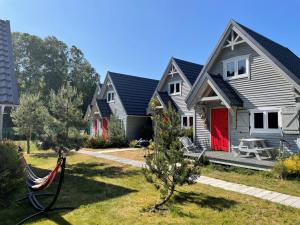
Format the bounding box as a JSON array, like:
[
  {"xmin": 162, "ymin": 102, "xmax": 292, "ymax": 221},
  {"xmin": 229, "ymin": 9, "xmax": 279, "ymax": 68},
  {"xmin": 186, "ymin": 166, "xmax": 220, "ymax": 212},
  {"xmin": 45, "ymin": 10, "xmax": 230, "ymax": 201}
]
[
  {"xmin": 86, "ymin": 71, "xmax": 158, "ymax": 141},
  {"xmin": 149, "ymin": 57, "xmax": 203, "ymax": 136},
  {"xmin": 186, "ymin": 20, "xmax": 300, "ymax": 152}
]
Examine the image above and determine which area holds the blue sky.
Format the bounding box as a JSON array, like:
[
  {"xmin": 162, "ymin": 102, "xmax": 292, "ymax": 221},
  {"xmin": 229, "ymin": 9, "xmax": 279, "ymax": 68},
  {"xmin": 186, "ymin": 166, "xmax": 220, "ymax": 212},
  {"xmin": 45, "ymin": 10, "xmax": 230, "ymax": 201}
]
[{"xmin": 1, "ymin": 0, "xmax": 300, "ymax": 82}]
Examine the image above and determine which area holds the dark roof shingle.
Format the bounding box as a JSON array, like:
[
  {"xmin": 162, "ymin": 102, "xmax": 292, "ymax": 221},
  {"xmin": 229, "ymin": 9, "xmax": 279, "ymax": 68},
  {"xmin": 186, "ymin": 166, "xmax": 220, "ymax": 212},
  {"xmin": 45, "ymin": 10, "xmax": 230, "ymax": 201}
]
[
  {"xmin": 209, "ymin": 74, "xmax": 243, "ymax": 107},
  {"xmin": 96, "ymin": 99, "xmax": 112, "ymax": 118},
  {"xmin": 173, "ymin": 58, "xmax": 203, "ymax": 85},
  {"xmin": 109, "ymin": 72, "xmax": 159, "ymax": 116},
  {"xmin": 157, "ymin": 91, "xmax": 178, "ymax": 111},
  {"xmin": 236, "ymin": 22, "xmax": 300, "ymax": 81},
  {"xmin": 0, "ymin": 20, "xmax": 18, "ymax": 105}
]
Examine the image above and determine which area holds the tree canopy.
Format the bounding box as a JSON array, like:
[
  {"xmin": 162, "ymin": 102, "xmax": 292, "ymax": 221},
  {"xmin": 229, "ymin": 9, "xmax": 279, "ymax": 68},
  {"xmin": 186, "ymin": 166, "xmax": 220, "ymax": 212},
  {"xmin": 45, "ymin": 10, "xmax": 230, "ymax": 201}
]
[{"xmin": 12, "ymin": 32, "xmax": 99, "ymax": 112}]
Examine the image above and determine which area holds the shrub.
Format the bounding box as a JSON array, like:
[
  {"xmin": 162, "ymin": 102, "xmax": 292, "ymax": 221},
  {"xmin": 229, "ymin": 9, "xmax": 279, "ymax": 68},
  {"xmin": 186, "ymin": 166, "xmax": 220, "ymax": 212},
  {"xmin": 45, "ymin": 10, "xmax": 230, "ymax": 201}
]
[
  {"xmin": 88, "ymin": 136, "xmax": 110, "ymax": 149},
  {"xmin": 147, "ymin": 140, "xmax": 154, "ymax": 151},
  {"xmin": 273, "ymin": 154, "xmax": 300, "ymax": 178},
  {"xmin": 181, "ymin": 127, "xmax": 193, "ymax": 140},
  {"xmin": 129, "ymin": 140, "xmax": 138, "ymax": 148},
  {"xmin": 0, "ymin": 142, "xmax": 23, "ymax": 200},
  {"xmin": 107, "ymin": 115, "xmax": 128, "ymax": 148}
]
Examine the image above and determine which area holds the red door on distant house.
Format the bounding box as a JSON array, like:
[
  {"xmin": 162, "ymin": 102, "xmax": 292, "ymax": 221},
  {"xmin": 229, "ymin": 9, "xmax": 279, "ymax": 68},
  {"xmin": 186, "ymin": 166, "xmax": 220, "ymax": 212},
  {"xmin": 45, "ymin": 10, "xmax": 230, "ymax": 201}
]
[
  {"xmin": 93, "ymin": 119, "xmax": 98, "ymax": 135},
  {"xmin": 211, "ymin": 108, "xmax": 228, "ymax": 152},
  {"xmin": 102, "ymin": 118, "xmax": 108, "ymax": 140}
]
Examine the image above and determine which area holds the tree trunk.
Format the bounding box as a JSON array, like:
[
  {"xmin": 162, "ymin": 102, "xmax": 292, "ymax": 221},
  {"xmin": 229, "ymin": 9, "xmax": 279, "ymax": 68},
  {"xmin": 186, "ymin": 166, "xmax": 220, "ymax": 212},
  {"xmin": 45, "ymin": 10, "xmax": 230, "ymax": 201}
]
[
  {"xmin": 153, "ymin": 184, "xmax": 175, "ymax": 210},
  {"xmin": 26, "ymin": 130, "xmax": 31, "ymax": 154}
]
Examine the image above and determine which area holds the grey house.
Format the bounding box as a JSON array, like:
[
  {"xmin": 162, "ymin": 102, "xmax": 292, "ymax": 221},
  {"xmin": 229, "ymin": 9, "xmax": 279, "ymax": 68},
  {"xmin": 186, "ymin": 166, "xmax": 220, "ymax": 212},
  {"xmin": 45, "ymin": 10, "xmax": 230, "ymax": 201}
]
[
  {"xmin": 150, "ymin": 57, "xmax": 203, "ymax": 135},
  {"xmin": 85, "ymin": 71, "xmax": 158, "ymax": 140},
  {"xmin": 187, "ymin": 20, "xmax": 300, "ymax": 153},
  {"xmin": 0, "ymin": 20, "xmax": 19, "ymax": 139}
]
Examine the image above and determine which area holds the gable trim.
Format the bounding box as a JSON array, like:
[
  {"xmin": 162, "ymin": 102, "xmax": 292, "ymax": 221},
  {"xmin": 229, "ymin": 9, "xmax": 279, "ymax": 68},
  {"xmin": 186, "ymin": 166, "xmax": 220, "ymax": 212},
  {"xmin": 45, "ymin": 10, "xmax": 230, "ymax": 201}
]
[{"xmin": 187, "ymin": 20, "xmax": 300, "ymax": 108}]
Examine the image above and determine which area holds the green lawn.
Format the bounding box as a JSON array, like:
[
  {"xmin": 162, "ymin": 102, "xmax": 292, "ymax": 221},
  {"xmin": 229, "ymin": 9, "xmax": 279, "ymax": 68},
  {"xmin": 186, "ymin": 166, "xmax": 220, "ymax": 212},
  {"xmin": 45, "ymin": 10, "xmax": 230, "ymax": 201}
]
[{"xmin": 1, "ymin": 150, "xmax": 300, "ymax": 225}]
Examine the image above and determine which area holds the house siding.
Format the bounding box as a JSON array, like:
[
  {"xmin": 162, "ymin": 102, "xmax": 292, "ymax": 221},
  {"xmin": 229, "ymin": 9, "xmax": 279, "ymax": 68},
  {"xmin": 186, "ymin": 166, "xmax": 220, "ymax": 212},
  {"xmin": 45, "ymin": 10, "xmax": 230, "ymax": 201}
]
[
  {"xmin": 203, "ymin": 42, "xmax": 299, "ymax": 152},
  {"xmin": 161, "ymin": 73, "xmax": 192, "ymax": 114},
  {"xmin": 104, "ymin": 82, "xmax": 127, "ymax": 132}
]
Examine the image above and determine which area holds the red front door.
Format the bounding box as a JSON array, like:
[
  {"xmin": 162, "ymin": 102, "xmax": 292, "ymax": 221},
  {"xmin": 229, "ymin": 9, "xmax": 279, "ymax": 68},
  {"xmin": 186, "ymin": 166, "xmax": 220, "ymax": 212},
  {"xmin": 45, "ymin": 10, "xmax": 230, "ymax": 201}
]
[
  {"xmin": 93, "ymin": 119, "xmax": 98, "ymax": 135},
  {"xmin": 211, "ymin": 108, "xmax": 228, "ymax": 151},
  {"xmin": 102, "ymin": 118, "xmax": 108, "ymax": 140}
]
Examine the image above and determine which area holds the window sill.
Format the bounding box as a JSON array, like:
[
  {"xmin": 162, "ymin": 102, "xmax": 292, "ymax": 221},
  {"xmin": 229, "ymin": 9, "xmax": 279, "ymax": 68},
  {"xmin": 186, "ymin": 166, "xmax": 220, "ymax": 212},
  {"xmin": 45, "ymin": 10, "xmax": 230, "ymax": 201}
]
[
  {"xmin": 250, "ymin": 129, "xmax": 281, "ymax": 134},
  {"xmin": 169, "ymin": 93, "xmax": 181, "ymax": 96},
  {"xmin": 224, "ymin": 74, "xmax": 249, "ymax": 81},
  {"xmin": 107, "ymin": 101, "xmax": 115, "ymax": 103}
]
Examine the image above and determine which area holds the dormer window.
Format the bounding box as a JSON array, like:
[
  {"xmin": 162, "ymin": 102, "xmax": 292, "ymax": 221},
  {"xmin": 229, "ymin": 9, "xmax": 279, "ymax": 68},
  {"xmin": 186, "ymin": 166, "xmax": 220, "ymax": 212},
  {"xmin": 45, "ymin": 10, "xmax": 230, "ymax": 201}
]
[
  {"xmin": 223, "ymin": 55, "xmax": 249, "ymax": 80},
  {"xmin": 169, "ymin": 81, "xmax": 181, "ymax": 95},
  {"xmin": 107, "ymin": 91, "xmax": 115, "ymax": 103}
]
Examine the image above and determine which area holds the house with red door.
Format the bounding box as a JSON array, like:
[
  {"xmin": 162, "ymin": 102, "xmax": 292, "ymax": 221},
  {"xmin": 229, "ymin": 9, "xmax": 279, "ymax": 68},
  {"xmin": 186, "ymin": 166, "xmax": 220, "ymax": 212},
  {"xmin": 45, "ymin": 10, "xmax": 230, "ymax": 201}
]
[
  {"xmin": 85, "ymin": 71, "xmax": 158, "ymax": 141},
  {"xmin": 149, "ymin": 57, "xmax": 203, "ymax": 135},
  {"xmin": 186, "ymin": 20, "xmax": 300, "ymax": 153}
]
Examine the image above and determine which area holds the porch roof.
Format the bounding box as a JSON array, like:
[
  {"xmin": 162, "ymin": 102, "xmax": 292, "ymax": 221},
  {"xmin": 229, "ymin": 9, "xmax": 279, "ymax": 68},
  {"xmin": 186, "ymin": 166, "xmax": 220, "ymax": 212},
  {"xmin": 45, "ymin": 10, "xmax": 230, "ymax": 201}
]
[
  {"xmin": 96, "ymin": 99, "xmax": 112, "ymax": 118},
  {"xmin": 157, "ymin": 91, "xmax": 178, "ymax": 111},
  {"xmin": 198, "ymin": 73, "xmax": 243, "ymax": 108}
]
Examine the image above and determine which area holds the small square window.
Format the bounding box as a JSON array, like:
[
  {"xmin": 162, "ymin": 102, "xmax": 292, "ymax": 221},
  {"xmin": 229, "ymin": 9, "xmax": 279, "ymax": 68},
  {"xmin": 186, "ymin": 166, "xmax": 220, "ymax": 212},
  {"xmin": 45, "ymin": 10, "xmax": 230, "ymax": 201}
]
[
  {"xmin": 254, "ymin": 113, "xmax": 264, "ymax": 129},
  {"xmin": 182, "ymin": 116, "xmax": 188, "ymax": 127},
  {"xmin": 107, "ymin": 92, "xmax": 114, "ymax": 102},
  {"xmin": 268, "ymin": 112, "xmax": 278, "ymax": 129},
  {"xmin": 226, "ymin": 62, "xmax": 235, "ymax": 77},
  {"xmin": 169, "ymin": 82, "xmax": 180, "ymax": 95},
  {"xmin": 238, "ymin": 59, "xmax": 246, "ymax": 75}
]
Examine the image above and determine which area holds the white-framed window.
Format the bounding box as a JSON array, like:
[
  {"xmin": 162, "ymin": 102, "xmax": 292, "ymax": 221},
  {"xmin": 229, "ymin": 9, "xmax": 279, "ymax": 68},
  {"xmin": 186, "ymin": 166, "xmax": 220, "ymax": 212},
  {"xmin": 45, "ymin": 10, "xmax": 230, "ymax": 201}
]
[
  {"xmin": 181, "ymin": 114, "xmax": 194, "ymax": 128},
  {"xmin": 168, "ymin": 81, "xmax": 181, "ymax": 95},
  {"xmin": 223, "ymin": 55, "xmax": 250, "ymax": 80},
  {"xmin": 250, "ymin": 107, "xmax": 281, "ymax": 133},
  {"xmin": 107, "ymin": 91, "xmax": 115, "ymax": 103}
]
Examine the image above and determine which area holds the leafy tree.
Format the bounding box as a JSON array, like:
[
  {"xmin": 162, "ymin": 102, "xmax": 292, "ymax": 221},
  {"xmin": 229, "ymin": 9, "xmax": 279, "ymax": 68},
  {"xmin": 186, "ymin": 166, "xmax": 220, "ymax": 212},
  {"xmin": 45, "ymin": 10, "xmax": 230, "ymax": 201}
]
[
  {"xmin": 10, "ymin": 94, "xmax": 49, "ymax": 153},
  {"xmin": 47, "ymin": 83, "xmax": 84, "ymax": 150},
  {"xmin": 12, "ymin": 32, "xmax": 99, "ymax": 112},
  {"xmin": 107, "ymin": 115, "xmax": 127, "ymax": 147},
  {"xmin": 143, "ymin": 102, "xmax": 200, "ymax": 211}
]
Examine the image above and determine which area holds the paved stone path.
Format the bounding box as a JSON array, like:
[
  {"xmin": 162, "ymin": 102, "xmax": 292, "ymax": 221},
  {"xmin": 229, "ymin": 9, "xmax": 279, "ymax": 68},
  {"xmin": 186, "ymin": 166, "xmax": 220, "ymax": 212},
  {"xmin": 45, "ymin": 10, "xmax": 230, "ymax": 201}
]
[
  {"xmin": 78, "ymin": 149, "xmax": 300, "ymax": 209},
  {"xmin": 82, "ymin": 148, "xmax": 139, "ymax": 153}
]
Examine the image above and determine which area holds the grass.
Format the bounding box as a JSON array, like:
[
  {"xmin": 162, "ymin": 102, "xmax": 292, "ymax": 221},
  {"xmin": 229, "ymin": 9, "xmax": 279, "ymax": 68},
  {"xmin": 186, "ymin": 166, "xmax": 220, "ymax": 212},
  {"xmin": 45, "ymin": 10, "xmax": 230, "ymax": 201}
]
[
  {"xmin": 107, "ymin": 149, "xmax": 148, "ymax": 161},
  {"xmin": 1, "ymin": 149, "xmax": 300, "ymax": 225},
  {"xmin": 96, "ymin": 149, "xmax": 300, "ymax": 197}
]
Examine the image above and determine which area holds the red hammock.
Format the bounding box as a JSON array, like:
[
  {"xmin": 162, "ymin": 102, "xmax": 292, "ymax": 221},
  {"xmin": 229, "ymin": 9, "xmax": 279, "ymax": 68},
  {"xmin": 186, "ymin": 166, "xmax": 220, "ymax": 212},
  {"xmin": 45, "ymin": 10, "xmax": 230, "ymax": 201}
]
[{"xmin": 19, "ymin": 153, "xmax": 62, "ymax": 192}]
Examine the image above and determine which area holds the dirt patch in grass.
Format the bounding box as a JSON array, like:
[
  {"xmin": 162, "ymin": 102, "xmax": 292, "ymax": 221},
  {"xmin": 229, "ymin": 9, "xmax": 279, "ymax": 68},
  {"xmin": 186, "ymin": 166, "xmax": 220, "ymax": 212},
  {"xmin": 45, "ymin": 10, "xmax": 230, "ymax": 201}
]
[{"xmin": 107, "ymin": 149, "xmax": 148, "ymax": 161}]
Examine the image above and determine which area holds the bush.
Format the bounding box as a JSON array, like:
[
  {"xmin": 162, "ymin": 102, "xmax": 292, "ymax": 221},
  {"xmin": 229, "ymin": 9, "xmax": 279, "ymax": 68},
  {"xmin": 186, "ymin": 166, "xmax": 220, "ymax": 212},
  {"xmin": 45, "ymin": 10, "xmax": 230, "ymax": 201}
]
[
  {"xmin": 87, "ymin": 136, "xmax": 111, "ymax": 149},
  {"xmin": 107, "ymin": 115, "xmax": 128, "ymax": 148},
  {"xmin": 273, "ymin": 154, "xmax": 300, "ymax": 178},
  {"xmin": 147, "ymin": 140, "xmax": 154, "ymax": 151},
  {"xmin": 181, "ymin": 128, "xmax": 193, "ymax": 140},
  {"xmin": 129, "ymin": 140, "xmax": 138, "ymax": 148},
  {"xmin": 0, "ymin": 142, "xmax": 23, "ymax": 200}
]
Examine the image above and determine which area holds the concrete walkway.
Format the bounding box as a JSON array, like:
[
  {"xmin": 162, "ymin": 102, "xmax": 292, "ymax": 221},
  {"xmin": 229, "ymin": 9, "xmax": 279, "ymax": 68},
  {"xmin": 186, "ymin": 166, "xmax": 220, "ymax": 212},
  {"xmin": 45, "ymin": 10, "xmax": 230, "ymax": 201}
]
[
  {"xmin": 78, "ymin": 149, "xmax": 300, "ymax": 209},
  {"xmin": 82, "ymin": 148, "xmax": 139, "ymax": 153}
]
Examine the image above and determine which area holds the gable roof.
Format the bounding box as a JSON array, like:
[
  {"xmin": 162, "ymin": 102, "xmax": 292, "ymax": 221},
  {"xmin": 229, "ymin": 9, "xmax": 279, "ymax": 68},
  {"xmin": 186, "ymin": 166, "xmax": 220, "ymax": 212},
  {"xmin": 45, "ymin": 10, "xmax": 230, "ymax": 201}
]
[
  {"xmin": 209, "ymin": 74, "xmax": 243, "ymax": 107},
  {"xmin": 235, "ymin": 22, "xmax": 300, "ymax": 81},
  {"xmin": 173, "ymin": 58, "xmax": 204, "ymax": 85},
  {"xmin": 187, "ymin": 19, "xmax": 300, "ymax": 108},
  {"xmin": 108, "ymin": 72, "xmax": 159, "ymax": 116},
  {"xmin": 96, "ymin": 99, "xmax": 112, "ymax": 118},
  {"xmin": 0, "ymin": 20, "xmax": 18, "ymax": 105}
]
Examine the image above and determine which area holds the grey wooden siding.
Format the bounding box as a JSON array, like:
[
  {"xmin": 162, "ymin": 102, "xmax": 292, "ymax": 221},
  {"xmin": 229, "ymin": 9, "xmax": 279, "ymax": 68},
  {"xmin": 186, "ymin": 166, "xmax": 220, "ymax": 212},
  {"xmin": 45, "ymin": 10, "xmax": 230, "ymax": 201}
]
[
  {"xmin": 210, "ymin": 43, "xmax": 295, "ymax": 108},
  {"xmin": 161, "ymin": 73, "xmax": 192, "ymax": 114},
  {"xmin": 204, "ymin": 42, "xmax": 299, "ymax": 152},
  {"xmin": 104, "ymin": 81, "xmax": 127, "ymax": 132},
  {"xmin": 195, "ymin": 112, "xmax": 210, "ymax": 149},
  {"xmin": 126, "ymin": 116, "xmax": 151, "ymax": 140}
]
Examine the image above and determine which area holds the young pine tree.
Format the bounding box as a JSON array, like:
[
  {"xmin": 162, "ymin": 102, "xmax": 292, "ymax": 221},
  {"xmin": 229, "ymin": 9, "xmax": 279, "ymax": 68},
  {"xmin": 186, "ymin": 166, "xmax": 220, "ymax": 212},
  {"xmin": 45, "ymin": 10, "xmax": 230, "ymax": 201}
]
[{"xmin": 143, "ymin": 100, "xmax": 200, "ymax": 211}]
